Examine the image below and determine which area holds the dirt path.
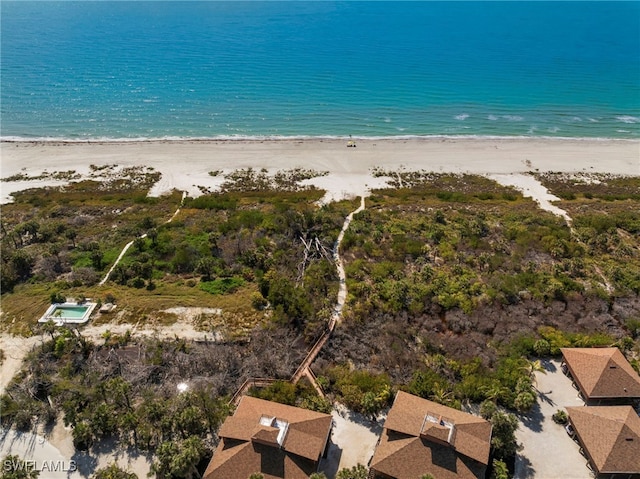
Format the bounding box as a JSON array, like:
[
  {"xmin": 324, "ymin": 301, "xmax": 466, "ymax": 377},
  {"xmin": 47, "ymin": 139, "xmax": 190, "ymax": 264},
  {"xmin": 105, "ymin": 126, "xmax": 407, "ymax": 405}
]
[
  {"xmin": 0, "ymin": 334, "xmax": 44, "ymax": 395},
  {"xmin": 332, "ymin": 195, "xmax": 366, "ymax": 324},
  {"xmin": 99, "ymin": 192, "xmax": 186, "ymax": 285},
  {"xmin": 290, "ymin": 197, "xmax": 366, "ymax": 390}
]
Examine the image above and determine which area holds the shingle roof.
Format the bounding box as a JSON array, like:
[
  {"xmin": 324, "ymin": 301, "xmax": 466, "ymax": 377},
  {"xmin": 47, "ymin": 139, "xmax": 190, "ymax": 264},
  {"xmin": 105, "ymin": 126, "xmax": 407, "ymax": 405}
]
[
  {"xmin": 561, "ymin": 348, "xmax": 640, "ymax": 400},
  {"xmin": 567, "ymin": 406, "xmax": 640, "ymax": 475},
  {"xmin": 370, "ymin": 391, "xmax": 492, "ymax": 479},
  {"xmin": 203, "ymin": 396, "xmax": 332, "ymax": 479}
]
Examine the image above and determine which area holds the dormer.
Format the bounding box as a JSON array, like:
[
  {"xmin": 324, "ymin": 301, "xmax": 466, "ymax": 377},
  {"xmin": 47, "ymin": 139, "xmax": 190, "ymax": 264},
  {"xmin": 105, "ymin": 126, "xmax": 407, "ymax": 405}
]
[
  {"xmin": 420, "ymin": 412, "xmax": 456, "ymax": 448},
  {"xmin": 252, "ymin": 415, "xmax": 289, "ymax": 448}
]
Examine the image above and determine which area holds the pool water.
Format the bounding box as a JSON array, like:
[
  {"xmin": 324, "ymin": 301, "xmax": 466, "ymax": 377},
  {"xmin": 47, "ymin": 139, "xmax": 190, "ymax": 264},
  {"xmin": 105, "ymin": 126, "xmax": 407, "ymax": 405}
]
[
  {"xmin": 39, "ymin": 301, "xmax": 97, "ymax": 324},
  {"xmin": 51, "ymin": 305, "xmax": 90, "ymax": 319}
]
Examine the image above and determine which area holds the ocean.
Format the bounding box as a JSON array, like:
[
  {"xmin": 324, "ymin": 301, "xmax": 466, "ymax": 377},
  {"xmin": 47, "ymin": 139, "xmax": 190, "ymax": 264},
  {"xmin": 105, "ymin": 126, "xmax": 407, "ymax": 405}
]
[{"xmin": 1, "ymin": 1, "xmax": 639, "ymax": 140}]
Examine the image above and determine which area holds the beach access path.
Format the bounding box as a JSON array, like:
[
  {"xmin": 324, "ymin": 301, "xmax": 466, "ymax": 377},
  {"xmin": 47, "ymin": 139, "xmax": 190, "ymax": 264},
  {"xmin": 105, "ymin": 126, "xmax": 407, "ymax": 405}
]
[
  {"xmin": 99, "ymin": 191, "xmax": 186, "ymax": 285},
  {"xmin": 290, "ymin": 196, "xmax": 366, "ymax": 388}
]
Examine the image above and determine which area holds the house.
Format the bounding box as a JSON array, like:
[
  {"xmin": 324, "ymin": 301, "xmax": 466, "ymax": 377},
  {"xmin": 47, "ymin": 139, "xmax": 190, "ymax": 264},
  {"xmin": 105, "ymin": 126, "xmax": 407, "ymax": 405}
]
[
  {"xmin": 369, "ymin": 391, "xmax": 492, "ymax": 479},
  {"xmin": 203, "ymin": 396, "xmax": 332, "ymax": 479},
  {"xmin": 560, "ymin": 348, "xmax": 640, "ymax": 404},
  {"xmin": 566, "ymin": 406, "xmax": 640, "ymax": 479}
]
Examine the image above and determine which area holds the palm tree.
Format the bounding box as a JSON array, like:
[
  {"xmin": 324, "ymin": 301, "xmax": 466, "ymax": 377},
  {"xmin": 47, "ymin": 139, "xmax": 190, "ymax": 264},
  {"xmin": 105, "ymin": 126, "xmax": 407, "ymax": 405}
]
[
  {"xmin": 41, "ymin": 319, "xmax": 57, "ymax": 341},
  {"xmin": 520, "ymin": 359, "xmax": 546, "ymax": 387},
  {"xmin": 430, "ymin": 383, "xmax": 455, "ymax": 407},
  {"xmin": 482, "ymin": 383, "xmax": 509, "ymax": 404}
]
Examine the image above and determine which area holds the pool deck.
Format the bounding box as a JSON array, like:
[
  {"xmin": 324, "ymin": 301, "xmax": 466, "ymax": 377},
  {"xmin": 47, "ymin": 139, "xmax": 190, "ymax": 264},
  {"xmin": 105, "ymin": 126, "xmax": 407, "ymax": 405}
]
[{"xmin": 38, "ymin": 302, "xmax": 98, "ymax": 325}]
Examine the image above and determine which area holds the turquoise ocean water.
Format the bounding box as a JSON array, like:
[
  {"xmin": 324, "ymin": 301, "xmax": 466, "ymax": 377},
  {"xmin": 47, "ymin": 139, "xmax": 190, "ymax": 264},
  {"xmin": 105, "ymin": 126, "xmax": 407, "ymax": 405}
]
[{"xmin": 1, "ymin": 1, "xmax": 639, "ymax": 140}]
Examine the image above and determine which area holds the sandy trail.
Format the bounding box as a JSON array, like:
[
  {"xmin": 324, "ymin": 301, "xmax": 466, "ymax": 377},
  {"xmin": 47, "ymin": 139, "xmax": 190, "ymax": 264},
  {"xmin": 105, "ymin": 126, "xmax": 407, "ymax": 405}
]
[
  {"xmin": 0, "ymin": 335, "xmax": 44, "ymax": 395},
  {"xmin": 488, "ymin": 173, "xmax": 573, "ymax": 224}
]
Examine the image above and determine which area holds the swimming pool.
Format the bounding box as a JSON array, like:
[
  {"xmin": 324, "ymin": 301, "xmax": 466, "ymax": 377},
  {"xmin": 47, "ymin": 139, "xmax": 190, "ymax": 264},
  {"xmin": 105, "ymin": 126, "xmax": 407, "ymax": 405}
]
[{"xmin": 39, "ymin": 302, "xmax": 97, "ymax": 324}]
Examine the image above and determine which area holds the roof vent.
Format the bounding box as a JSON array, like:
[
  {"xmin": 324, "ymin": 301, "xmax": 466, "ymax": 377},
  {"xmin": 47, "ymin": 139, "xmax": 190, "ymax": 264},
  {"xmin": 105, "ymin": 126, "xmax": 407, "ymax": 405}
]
[
  {"xmin": 609, "ymin": 365, "xmax": 617, "ymax": 369},
  {"xmin": 625, "ymin": 438, "xmax": 634, "ymax": 442}
]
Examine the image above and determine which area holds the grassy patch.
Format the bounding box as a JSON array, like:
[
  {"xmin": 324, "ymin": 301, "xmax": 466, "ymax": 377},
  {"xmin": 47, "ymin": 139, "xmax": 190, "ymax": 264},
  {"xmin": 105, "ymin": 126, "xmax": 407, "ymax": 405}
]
[{"xmin": 199, "ymin": 277, "xmax": 245, "ymax": 295}]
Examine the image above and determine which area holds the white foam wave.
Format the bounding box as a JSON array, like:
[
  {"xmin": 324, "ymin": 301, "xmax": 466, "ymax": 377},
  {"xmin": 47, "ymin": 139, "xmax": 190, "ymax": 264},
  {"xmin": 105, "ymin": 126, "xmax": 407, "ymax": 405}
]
[
  {"xmin": 487, "ymin": 115, "xmax": 498, "ymax": 121},
  {"xmin": 503, "ymin": 115, "xmax": 524, "ymax": 121},
  {"xmin": 1, "ymin": 134, "xmax": 637, "ymax": 143},
  {"xmin": 616, "ymin": 115, "xmax": 639, "ymax": 124},
  {"xmin": 454, "ymin": 113, "xmax": 470, "ymax": 121}
]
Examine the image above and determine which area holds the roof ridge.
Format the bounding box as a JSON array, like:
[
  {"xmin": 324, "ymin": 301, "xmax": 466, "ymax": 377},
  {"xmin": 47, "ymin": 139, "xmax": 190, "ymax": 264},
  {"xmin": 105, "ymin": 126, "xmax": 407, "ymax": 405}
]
[{"xmin": 369, "ymin": 435, "xmax": 419, "ymax": 470}]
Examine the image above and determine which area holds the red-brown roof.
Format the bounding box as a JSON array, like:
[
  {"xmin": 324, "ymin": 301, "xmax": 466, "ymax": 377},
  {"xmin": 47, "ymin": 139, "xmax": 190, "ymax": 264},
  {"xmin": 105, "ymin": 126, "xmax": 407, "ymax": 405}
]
[
  {"xmin": 370, "ymin": 391, "xmax": 492, "ymax": 479},
  {"xmin": 561, "ymin": 348, "xmax": 640, "ymax": 400},
  {"xmin": 204, "ymin": 396, "xmax": 332, "ymax": 479},
  {"xmin": 567, "ymin": 406, "xmax": 640, "ymax": 475}
]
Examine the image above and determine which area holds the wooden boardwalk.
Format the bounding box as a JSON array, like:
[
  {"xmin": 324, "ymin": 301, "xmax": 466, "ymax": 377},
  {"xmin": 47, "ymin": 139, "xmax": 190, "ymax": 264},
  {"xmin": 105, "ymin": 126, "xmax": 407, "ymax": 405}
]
[{"xmin": 231, "ymin": 196, "xmax": 366, "ymax": 404}]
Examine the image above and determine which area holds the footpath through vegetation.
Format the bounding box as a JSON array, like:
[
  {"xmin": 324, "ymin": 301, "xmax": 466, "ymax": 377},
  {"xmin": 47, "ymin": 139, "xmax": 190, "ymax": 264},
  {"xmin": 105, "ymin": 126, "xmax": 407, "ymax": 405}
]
[{"xmin": 234, "ymin": 195, "xmax": 366, "ymax": 402}]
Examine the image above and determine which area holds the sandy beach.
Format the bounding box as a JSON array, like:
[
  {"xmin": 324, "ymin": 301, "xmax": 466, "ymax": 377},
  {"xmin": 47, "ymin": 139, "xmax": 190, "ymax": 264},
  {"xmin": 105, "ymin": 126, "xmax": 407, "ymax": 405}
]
[{"xmin": 1, "ymin": 138, "xmax": 638, "ymax": 204}]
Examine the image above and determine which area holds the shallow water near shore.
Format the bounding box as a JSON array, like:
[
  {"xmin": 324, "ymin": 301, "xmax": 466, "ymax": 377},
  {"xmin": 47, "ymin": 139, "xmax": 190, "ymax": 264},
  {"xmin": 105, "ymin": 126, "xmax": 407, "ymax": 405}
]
[{"xmin": 1, "ymin": 1, "xmax": 639, "ymax": 140}]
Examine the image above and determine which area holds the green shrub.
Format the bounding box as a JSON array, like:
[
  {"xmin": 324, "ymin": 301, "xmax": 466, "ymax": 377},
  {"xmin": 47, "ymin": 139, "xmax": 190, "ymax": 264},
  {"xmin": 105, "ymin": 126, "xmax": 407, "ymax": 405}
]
[
  {"xmin": 327, "ymin": 366, "xmax": 392, "ymax": 415},
  {"xmin": 480, "ymin": 399, "xmax": 497, "ymax": 420},
  {"xmin": 199, "ymin": 277, "xmax": 245, "ymax": 295},
  {"xmin": 552, "ymin": 409, "xmax": 568, "ymax": 424},
  {"xmin": 514, "ymin": 391, "xmax": 536, "ymax": 413},
  {"xmin": 625, "ymin": 318, "xmax": 640, "ymax": 339},
  {"xmin": 250, "ymin": 381, "xmax": 296, "ymax": 406},
  {"xmin": 490, "ymin": 459, "xmax": 509, "ymax": 479},
  {"xmin": 336, "ymin": 465, "xmax": 368, "ymax": 479},
  {"xmin": 533, "ymin": 339, "xmax": 551, "ymax": 357},
  {"xmin": 50, "ymin": 291, "xmax": 66, "ymax": 304}
]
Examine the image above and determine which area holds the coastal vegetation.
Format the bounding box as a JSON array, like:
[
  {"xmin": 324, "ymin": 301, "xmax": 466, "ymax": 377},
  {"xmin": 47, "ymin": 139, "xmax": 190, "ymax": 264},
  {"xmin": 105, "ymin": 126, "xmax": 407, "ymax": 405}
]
[
  {"xmin": 321, "ymin": 172, "xmax": 639, "ymax": 375},
  {"xmin": 1, "ymin": 170, "xmax": 639, "ymax": 478}
]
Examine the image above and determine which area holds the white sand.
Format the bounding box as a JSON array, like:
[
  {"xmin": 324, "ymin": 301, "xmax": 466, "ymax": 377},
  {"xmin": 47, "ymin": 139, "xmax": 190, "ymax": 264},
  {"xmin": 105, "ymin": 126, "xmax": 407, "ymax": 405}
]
[{"xmin": 1, "ymin": 138, "xmax": 638, "ymax": 204}]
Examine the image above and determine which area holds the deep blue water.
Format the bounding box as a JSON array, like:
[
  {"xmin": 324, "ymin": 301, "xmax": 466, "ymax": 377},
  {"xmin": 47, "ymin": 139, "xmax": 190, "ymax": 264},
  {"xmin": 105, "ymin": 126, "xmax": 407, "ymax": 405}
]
[{"xmin": 1, "ymin": 1, "xmax": 639, "ymax": 140}]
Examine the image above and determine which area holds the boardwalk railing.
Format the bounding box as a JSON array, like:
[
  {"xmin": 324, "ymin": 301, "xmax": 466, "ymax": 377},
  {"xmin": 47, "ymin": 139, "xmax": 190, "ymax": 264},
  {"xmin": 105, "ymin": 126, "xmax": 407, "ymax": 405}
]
[{"xmin": 230, "ymin": 377, "xmax": 278, "ymax": 405}]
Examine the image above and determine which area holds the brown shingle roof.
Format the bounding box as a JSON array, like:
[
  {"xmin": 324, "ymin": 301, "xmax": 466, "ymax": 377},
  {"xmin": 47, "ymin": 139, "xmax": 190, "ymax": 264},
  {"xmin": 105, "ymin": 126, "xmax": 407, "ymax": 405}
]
[
  {"xmin": 370, "ymin": 391, "xmax": 492, "ymax": 479},
  {"xmin": 561, "ymin": 348, "xmax": 640, "ymax": 400},
  {"xmin": 567, "ymin": 406, "xmax": 640, "ymax": 475},
  {"xmin": 203, "ymin": 396, "xmax": 332, "ymax": 479}
]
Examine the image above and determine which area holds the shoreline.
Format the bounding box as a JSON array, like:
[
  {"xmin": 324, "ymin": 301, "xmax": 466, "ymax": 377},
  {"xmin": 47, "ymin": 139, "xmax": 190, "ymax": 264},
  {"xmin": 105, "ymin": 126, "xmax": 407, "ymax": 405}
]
[
  {"xmin": 2, "ymin": 134, "xmax": 640, "ymax": 144},
  {"xmin": 1, "ymin": 137, "xmax": 638, "ymax": 205}
]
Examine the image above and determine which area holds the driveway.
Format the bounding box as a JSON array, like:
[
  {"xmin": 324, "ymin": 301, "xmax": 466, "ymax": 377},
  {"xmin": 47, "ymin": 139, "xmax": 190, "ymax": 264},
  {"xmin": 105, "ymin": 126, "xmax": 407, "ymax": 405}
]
[
  {"xmin": 514, "ymin": 359, "xmax": 592, "ymax": 479},
  {"xmin": 318, "ymin": 403, "xmax": 383, "ymax": 478}
]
